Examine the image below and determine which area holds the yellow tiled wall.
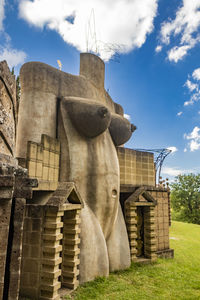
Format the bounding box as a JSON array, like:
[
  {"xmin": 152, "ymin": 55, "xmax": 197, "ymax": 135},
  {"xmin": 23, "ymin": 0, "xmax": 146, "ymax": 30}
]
[
  {"xmin": 26, "ymin": 135, "xmax": 60, "ymax": 189},
  {"xmin": 117, "ymin": 147, "xmax": 155, "ymax": 186}
]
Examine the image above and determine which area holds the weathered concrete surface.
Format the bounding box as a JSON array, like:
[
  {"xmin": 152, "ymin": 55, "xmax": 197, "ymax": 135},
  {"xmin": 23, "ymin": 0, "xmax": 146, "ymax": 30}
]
[
  {"xmin": 17, "ymin": 53, "xmax": 135, "ymax": 283},
  {"xmin": 0, "ymin": 60, "xmax": 17, "ymax": 299},
  {"xmin": 0, "ymin": 61, "xmax": 16, "ymax": 159}
]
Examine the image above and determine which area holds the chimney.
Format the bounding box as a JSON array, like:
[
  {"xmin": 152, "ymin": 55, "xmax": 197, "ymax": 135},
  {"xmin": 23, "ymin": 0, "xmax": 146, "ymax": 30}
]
[{"xmin": 80, "ymin": 53, "xmax": 105, "ymax": 90}]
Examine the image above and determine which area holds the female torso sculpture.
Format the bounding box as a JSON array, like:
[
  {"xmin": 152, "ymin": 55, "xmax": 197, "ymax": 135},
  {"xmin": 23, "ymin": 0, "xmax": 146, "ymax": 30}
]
[{"xmin": 16, "ymin": 53, "xmax": 135, "ymax": 283}]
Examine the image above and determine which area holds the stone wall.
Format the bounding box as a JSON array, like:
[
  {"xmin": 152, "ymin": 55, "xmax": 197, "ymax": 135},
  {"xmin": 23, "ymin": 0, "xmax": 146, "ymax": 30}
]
[
  {"xmin": 152, "ymin": 190, "xmax": 174, "ymax": 257},
  {"xmin": 121, "ymin": 186, "xmax": 173, "ymax": 262},
  {"xmin": 0, "ymin": 60, "xmax": 38, "ymax": 299},
  {"xmin": 117, "ymin": 147, "xmax": 155, "ymax": 186},
  {"xmin": 0, "ymin": 61, "xmax": 16, "ymax": 159},
  {"xmin": 0, "ymin": 170, "xmax": 14, "ymax": 299},
  {"xmin": 124, "ymin": 189, "xmax": 157, "ymax": 263},
  {"xmin": 20, "ymin": 183, "xmax": 82, "ymax": 300}
]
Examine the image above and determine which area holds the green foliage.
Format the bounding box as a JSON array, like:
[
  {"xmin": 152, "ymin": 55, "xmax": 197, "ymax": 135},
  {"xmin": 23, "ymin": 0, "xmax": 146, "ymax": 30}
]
[
  {"xmin": 170, "ymin": 173, "xmax": 200, "ymax": 224},
  {"xmin": 67, "ymin": 222, "xmax": 200, "ymax": 300}
]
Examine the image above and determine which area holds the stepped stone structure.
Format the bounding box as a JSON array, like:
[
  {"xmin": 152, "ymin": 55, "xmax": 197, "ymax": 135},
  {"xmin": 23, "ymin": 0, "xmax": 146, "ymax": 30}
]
[{"xmin": 0, "ymin": 53, "xmax": 173, "ymax": 300}]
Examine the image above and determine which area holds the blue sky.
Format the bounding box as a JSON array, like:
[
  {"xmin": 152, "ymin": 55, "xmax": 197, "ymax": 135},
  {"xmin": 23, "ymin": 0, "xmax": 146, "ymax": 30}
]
[{"xmin": 1, "ymin": 0, "xmax": 200, "ymax": 179}]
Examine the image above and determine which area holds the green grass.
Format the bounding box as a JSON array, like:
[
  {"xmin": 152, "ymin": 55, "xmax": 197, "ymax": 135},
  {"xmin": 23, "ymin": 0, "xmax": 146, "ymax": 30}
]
[{"xmin": 67, "ymin": 221, "xmax": 200, "ymax": 300}]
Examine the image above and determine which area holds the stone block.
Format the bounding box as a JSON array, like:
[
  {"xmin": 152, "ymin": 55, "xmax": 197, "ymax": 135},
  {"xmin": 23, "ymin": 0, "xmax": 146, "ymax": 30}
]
[
  {"xmin": 43, "ymin": 166, "xmax": 49, "ymax": 181},
  {"xmin": 44, "ymin": 222, "xmax": 63, "ymax": 229},
  {"xmin": 44, "ymin": 228, "xmax": 61, "ymax": 235},
  {"xmin": 42, "ymin": 266, "xmax": 60, "ymax": 275},
  {"xmin": 29, "ymin": 272, "xmax": 39, "ymax": 286},
  {"xmin": 0, "ymin": 187, "xmax": 13, "ymax": 199},
  {"xmin": 41, "ymin": 281, "xmax": 61, "ymax": 292},
  {"xmin": 20, "ymin": 272, "xmax": 30, "ymax": 287},
  {"xmin": 23, "ymin": 259, "xmax": 40, "ymax": 273},
  {"xmin": 54, "ymin": 168, "xmax": 59, "ymax": 182},
  {"xmin": 127, "ymin": 232, "xmax": 137, "ymax": 239},
  {"xmin": 129, "ymin": 239, "xmax": 137, "ymax": 247},
  {"xmin": 42, "ymin": 135, "xmax": 51, "ymax": 150},
  {"xmin": 46, "ymin": 210, "xmax": 64, "ymax": 217},
  {"xmin": 36, "ymin": 162, "xmax": 43, "ymax": 178},
  {"xmin": 63, "ymin": 248, "xmax": 80, "ymax": 256},
  {"xmin": 49, "ymin": 152, "xmax": 55, "ymax": 167},
  {"xmin": 27, "ymin": 160, "xmax": 36, "ymax": 177},
  {"xmin": 62, "ymin": 258, "xmax": 80, "ymax": 267},
  {"xmin": 31, "ymin": 217, "xmax": 42, "ymax": 231},
  {"xmin": 27, "ymin": 142, "xmax": 37, "ymax": 160},
  {"xmin": 127, "ymin": 224, "xmax": 137, "ymax": 232},
  {"xmin": 27, "ymin": 205, "xmax": 44, "ymax": 218},
  {"xmin": 48, "ymin": 167, "xmax": 54, "ymax": 181},
  {"xmin": 64, "ymin": 227, "xmax": 81, "ymax": 234},
  {"xmin": 43, "ymin": 252, "xmax": 60, "ymax": 260},
  {"xmin": 30, "ymin": 246, "xmax": 41, "ymax": 258},
  {"xmin": 64, "ymin": 217, "xmax": 81, "ymax": 225},
  {"xmin": 43, "ymin": 245, "xmax": 62, "ymax": 254},
  {"xmin": 29, "ymin": 232, "xmax": 41, "ymax": 245},
  {"xmin": 49, "ymin": 181, "xmax": 58, "ymax": 190},
  {"xmin": 41, "ymin": 277, "xmax": 59, "ymax": 286},
  {"xmin": 42, "ymin": 257, "xmax": 62, "ymax": 266},
  {"xmin": 20, "ymin": 286, "xmax": 38, "ymax": 299},
  {"xmin": 41, "ymin": 269, "xmax": 61, "ymax": 279},
  {"xmin": 37, "ymin": 144, "xmax": 43, "ymax": 161},
  {"xmin": 62, "ymin": 279, "xmax": 79, "ymax": 290},
  {"xmin": 55, "ymin": 154, "xmax": 59, "ymax": 168},
  {"xmin": 43, "ymin": 234, "xmax": 63, "ymax": 243},
  {"xmin": 130, "ymin": 248, "xmax": 137, "ymax": 255}
]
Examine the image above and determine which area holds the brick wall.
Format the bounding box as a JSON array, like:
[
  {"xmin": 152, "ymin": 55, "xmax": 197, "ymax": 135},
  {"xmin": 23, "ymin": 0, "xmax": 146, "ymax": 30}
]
[
  {"xmin": 20, "ymin": 201, "xmax": 82, "ymax": 299},
  {"xmin": 152, "ymin": 190, "xmax": 170, "ymax": 251},
  {"xmin": 20, "ymin": 205, "xmax": 44, "ymax": 299}
]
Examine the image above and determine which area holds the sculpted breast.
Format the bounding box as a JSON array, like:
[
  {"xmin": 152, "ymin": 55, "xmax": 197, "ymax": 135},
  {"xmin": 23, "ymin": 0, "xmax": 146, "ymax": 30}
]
[
  {"xmin": 109, "ymin": 114, "xmax": 136, "ymax": 146},
  {"xmin": 62, "ymin": 97, "xmax": 111, "ymax": 138}
]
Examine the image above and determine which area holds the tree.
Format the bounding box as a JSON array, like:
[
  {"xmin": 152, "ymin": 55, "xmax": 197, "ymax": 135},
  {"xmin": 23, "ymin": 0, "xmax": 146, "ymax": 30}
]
[{"xmin": 170, "ymin": 174, "xmax": 200, "ymax": 224}]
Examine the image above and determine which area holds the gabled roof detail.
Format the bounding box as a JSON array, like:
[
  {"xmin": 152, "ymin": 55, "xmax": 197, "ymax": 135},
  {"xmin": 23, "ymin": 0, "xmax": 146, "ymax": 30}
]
[
  {"xmin": 125, "ymin": 186, "xmax": 157, "ymax": 206},
  {"xmin": 46, "ymin": 182, "xmax": 84, "ymax": 208}
]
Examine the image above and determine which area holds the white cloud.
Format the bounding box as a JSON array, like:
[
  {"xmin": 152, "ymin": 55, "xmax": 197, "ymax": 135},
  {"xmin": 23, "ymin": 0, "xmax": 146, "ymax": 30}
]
[
  {"xmin": 0, "ymin": 47, "xmax": 27, "ymax": 68},
  {"xmin": 185, "ymin": 126, "xmax": 200, "ymax": 140},
  {"xmin": 177, "ymin": 111, "xmax": 183, "ymax": 116},
  {"xmin": 19, "ymin": 0, "xmax": 158, "ymax": 61},
  {"xmin": 183, "ymin": 71, "xmax": 200, "ymax": 106},
  {"xmin": 167, "ymin": 146, "xmax": 178, "ymax": 153},
  {"xmin": 184, "ymin": 79, "xmax": 198, "ymax": 92},
  {"xmin": 184, "ymin": 126, "xmax": 200, "ymax": 151},
  {"xmin": 0, "ymin": 0, "xmax": 5, "ymax": 31},
  {"xmin": 192, "ymin": 68, "xmax": 200, "ymax": 81},
  {"xmin": 167, "ymin": 45, "xmax": 192, "ymax": 63},
  {"xmin": 184, "ymin": 91, "xmax": 200, "ymax": 106},
  {"xmin": 162, "ymin": 166, "xmax": 193, "ymax": 177},
  {"xmin": 158, "ymin": 0, "xmax": 200, "ymax": 62},
  {"xmin": 124, "ymin": 114, "xmax": 131, "ymax": 121},
  {"xmin": 184, "ymin": 148, "xmax": 187, "ymax": 152},
  {"xmin": 155, "ymin": 45, "xmax": 162, "ymax": 53}
]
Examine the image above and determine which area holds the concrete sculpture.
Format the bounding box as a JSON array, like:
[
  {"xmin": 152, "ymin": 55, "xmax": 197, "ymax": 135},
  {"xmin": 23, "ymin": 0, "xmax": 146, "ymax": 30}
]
[
  {"xmin": 0, "ymin": 54, "xmax": 173, "ymax": 299},
  {"xmin": 16, "ymin": 53, "xmax": 136, "ymax": 283}
]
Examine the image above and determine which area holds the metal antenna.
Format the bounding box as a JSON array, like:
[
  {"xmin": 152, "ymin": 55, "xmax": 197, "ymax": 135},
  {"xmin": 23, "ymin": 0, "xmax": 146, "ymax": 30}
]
[
  {"xmin": 85, "ymin": 9, "xmax": 123, "ymax": 62},
  {"xmin": 85, "ymin": 9, "xmax": 98, "ymax": 54}
]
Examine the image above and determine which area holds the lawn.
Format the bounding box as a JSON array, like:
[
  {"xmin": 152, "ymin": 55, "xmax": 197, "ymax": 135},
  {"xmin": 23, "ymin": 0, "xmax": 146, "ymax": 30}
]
[{"xmin": 67, "ymin": 221, "xmax": 200, "ymax": 300}]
